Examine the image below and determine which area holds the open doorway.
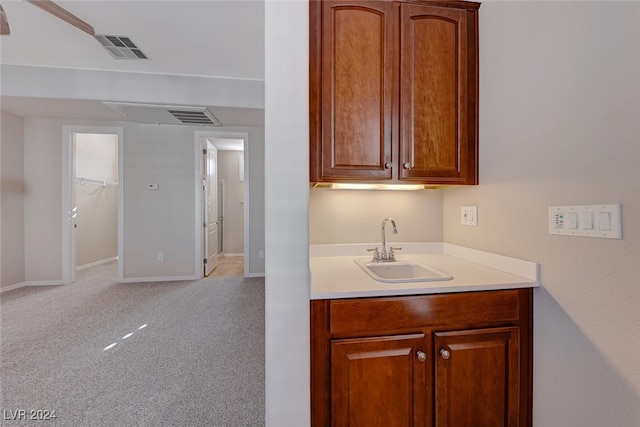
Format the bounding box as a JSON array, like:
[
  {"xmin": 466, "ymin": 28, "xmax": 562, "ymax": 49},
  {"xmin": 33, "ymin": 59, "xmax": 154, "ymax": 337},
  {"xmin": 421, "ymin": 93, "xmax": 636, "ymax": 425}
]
[
  {"xmin": 62, "ymin": 126, "xmax": 124, "ymax": 284},
  {"xmin": 196, "ymin": 131, "xmax": 247, "ymax": 278},
  {"xmin": 75, "ymin": 134, "xmax": 118, "ymax": 271}
]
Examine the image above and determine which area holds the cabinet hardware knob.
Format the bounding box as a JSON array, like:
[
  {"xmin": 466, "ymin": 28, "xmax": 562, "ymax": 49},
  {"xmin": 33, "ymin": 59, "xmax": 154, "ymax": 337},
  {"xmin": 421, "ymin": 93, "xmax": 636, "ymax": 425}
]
[
  {"xmin": 440, "ymin": 349, "xmax": 451, "ymax": 360},
  {"xmin": 417, "ymin": 351, "xmax": 427, "ymax": 362},
  {"xmin": 403, "ymin": 162, "xmax": 412, "ymax": 169},
  {"xmin": 384, "ymin": 162, "xmax": 392, "ymax": 169}
]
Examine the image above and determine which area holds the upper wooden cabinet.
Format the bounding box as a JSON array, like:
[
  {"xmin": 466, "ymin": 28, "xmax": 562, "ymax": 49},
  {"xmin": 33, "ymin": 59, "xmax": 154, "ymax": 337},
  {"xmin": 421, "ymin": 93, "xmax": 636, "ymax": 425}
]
[{"xmin": 309, "ymin": 0, "xmax": 480, "ymax": 185}]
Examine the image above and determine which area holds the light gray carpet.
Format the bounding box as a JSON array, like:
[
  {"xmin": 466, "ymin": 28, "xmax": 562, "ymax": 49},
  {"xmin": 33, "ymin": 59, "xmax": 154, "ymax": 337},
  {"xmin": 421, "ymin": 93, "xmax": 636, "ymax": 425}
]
[{"xmin": 0, "ymin": 261, "xmax": 265, "ymax": 427}]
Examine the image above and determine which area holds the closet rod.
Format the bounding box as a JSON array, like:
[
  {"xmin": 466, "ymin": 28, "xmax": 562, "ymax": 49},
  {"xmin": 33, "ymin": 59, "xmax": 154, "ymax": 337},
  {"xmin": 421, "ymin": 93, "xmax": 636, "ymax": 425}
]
[{"xmin": 75, "ymin": 177, "xmax": 118, "ymax": 187}]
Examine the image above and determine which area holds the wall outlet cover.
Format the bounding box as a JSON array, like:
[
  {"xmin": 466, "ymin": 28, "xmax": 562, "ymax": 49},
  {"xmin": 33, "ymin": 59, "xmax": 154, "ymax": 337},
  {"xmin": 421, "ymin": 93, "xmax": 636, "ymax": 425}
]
[{"xmin": 461, "ymin": 205, "xmax": 478, "ymax": 226}]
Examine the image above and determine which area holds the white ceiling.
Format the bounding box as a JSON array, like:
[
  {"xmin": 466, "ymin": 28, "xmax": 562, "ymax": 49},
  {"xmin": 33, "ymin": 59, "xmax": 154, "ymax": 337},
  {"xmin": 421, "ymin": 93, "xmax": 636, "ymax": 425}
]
[{"xmin": 0, "ymin": 0, "xmax": 265, "ymax": 128}]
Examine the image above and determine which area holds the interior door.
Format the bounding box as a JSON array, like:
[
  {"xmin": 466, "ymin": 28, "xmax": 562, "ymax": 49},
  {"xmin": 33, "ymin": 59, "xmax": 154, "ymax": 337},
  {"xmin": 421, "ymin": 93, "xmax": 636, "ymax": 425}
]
[{"xmin": 203, "ymin": 140, "xmax": 218, "ymax": 276}]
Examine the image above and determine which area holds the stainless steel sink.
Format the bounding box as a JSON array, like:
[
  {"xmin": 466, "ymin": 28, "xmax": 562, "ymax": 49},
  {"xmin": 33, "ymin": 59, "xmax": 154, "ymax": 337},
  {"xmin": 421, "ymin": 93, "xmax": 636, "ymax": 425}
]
[{"xmin": 354, "ymin": 258, "xmax": 453, "ymax": 283}]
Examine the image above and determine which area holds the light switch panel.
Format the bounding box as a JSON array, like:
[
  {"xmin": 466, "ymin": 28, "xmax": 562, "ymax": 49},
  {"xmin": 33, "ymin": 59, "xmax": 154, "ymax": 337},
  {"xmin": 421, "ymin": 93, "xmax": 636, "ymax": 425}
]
[{"xmin": 549, "ymin": 204, "xmax": 622, "ymax": 239}]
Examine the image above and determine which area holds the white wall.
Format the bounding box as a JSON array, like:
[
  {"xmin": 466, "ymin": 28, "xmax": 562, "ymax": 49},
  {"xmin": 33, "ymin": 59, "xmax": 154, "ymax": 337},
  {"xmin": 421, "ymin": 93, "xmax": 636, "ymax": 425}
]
[
  {"xmin": 443, "ymin": 2, "xmax": 640, "ymax": 425},
  {"xmin": 0, "ymin": 111, "xmax": 25, "ymax": 287},
  {"xmin": 244, "ymin": 126, "xmax": 266, "ymax": 276},
  {"xmin": 310, "ymin": 188, "xmax": 443, "ymax": 244},
  {"xmin": 122, "ymin": 124, "xmax": 198, "ymax": 279},
  {"xmin": 19, "ymin": 118, "xmax": 265, "ymax": 283},
  {"xmin": 217, "ymin": 150, "xmax": 245, "ymax": 254},
  {"xmin": 264, "ymin": 0, "xmax": 310, "ymax": 425},
  {"xmin": 75, "ymin": 133, "xmax": 118, "ymax": 267},
  {"xmin": 23, "ymin": 118, "xmax": 65, "ymax": 281}
]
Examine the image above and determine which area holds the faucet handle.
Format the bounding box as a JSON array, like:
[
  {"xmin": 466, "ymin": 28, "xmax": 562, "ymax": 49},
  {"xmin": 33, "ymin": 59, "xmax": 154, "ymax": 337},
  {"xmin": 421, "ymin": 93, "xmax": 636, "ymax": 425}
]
[
  {"xmin": 389, "ymin": 247, "xmax": 402, "ymax": 261},
  {"xmin": 367, "ymin": 247, "xmax": 381, "ymax": 262}
]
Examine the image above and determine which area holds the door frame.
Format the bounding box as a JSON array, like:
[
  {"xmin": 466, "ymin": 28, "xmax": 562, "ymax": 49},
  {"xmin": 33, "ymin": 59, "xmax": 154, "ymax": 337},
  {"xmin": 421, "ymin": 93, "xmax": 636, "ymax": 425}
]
[
  {"xmin": 194, "ymin": 130, "xmax": 250, "ymax": 278},
  {"xmin": 61, "ymin": 126, "xmax": 124, "ymax": 284},
  {"xmin": 217, "ymin": 179, "xmax": 225, "ymax": 255}
]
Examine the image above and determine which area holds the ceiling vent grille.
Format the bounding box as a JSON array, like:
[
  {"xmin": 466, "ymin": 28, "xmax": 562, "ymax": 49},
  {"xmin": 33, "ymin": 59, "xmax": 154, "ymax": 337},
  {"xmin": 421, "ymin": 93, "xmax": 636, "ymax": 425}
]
[
  {"xmin": 168, "ymin": 109, "xmax": 221, "ymax": 126},
  {"xmin": 95, "ymin": 34, "xmax": 148, "ymax": 60},
  {"xmin": 101, "ymin": 102, "xmax": 222, "ymax": 127}
]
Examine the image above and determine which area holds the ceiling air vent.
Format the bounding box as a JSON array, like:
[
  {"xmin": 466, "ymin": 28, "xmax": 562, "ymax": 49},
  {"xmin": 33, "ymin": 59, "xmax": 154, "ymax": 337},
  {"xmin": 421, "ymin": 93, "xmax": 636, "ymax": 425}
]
[
  {"xmin": 95, "ymin": 34, "xmax": 148, "ymax": 60},
  {"xmin": 102, "ymin": 102, "xmax": 222, "ymax": 127},
  {"xmin": 168, "ymin": 109, "xmax": 221, "ymax": 126}
]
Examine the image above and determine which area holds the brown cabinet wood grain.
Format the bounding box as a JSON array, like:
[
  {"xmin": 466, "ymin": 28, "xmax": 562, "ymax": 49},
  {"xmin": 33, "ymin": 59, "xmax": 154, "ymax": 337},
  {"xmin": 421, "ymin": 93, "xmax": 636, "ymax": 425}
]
[
  {"xmin": 311, "ymin": 289, "xmax": 533, "ymax": 427},
  {"xmin": 310, "ymin": 0, "xmax": 480, "ymax": 185},
  {"xmin": 331, "ymin": 334, "xmax": 427, "ymax": 426},
  {"xmin": 434, "ymin": 327, "xmax": 520, "ymax": 427}
]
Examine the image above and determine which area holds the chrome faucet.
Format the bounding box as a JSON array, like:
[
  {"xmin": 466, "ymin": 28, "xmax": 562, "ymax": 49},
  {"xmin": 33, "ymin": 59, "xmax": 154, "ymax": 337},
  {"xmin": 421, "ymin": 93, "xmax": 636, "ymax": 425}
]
[
  {"xmin": 381, "ymin": 217, "xmax": 397, "ymax": 258},
  {"xmin": 368, "ymin": 217, "xmax": 401, "ymax": 262}
]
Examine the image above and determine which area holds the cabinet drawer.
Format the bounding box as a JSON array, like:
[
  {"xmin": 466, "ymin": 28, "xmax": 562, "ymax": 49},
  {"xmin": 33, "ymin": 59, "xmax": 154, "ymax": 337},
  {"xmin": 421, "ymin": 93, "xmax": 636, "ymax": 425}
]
[{"xmin": 329, "ymin": 290, "xmax": 523, "ymax": 335}]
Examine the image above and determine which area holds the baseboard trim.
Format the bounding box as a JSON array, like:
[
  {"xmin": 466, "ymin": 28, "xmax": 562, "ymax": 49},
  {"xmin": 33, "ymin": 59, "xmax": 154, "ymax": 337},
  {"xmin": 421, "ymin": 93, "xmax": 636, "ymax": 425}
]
[
  {"xmin": 119, "ymin": 275, "xmax": 200, "ymax": 284},
  {"xmin": 77, "ymin": 256, "xmax": 117, "ymax": 271},
  {"xmin": 246, "ymin": 272, "xmax": 265, "ymax": 278},
  {"xmin": 224, "ymin": 253, "xmax": 244, "ymax": 257},
  {"xmin": 1, "ymin": 282, "xmax": 26, "ymax": 293},
  {"xmin": 1, "ymin": 280, "xmax": 65, "ymax": 293}
]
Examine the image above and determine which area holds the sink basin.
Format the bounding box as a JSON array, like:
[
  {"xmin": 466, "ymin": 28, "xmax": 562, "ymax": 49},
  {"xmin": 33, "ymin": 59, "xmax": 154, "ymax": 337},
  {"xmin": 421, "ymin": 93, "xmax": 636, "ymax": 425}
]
[{"xmin": 354, "ymin": 258, "xmax": 453, "ymax": 283}]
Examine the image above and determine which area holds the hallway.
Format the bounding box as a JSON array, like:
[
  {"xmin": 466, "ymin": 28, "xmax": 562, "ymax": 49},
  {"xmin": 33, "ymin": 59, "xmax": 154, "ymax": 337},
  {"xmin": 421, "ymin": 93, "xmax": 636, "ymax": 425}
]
[{"xmin": 209, "ymin": 255, "xmax": 244, "ymax": 278}]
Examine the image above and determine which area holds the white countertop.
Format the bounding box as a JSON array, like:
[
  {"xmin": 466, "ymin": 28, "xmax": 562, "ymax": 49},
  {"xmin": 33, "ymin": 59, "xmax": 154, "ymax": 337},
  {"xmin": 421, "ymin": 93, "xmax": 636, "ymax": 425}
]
[{"xmin": 310, "ymin": 242, "xmax": 540, "ymax": 300}]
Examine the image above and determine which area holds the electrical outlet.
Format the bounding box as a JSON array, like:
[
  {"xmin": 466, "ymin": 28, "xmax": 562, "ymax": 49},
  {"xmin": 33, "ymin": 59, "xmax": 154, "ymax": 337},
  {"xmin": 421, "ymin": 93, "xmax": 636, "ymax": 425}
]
[
  {"xmin": 258, "ymin": 250, "xmax": 264, "ymax": 258},
  {"xmin": 461, "ymin": 206, "xmax": 478, "ymax": 226},
  {"xmin": 157, "ymin": 252, "xmax": 164, "ymax": 261}
]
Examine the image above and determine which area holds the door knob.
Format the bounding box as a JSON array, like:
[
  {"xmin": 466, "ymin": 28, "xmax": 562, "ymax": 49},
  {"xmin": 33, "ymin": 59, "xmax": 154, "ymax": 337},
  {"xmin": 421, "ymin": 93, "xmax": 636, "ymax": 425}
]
[
  {"xmin": 440, "ymin": 349, "xmax": 451, "ymax": 360},
  {"xmin": 417, "ymin": 351, "xmax": 427, "ymax": 362}
]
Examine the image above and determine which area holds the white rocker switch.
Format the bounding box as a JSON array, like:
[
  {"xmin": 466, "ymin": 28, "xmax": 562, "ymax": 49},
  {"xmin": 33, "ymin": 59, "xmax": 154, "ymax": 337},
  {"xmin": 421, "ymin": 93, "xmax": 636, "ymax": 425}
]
[
  {"xmin": 581, "ymin": 212, "xmax": 594, "ymax": 230},
  {"xmin": 598, "ymin": 212, "xmax": 612, "ymax": 231}
]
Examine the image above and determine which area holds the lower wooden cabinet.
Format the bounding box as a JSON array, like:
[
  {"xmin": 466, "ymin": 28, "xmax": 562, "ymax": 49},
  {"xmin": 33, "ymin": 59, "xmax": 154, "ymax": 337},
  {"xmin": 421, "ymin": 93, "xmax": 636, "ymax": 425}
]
[
  {"xmin": 311, "ymin": 289, "xmax": 533, "ymax": 427},
  {"xmin": 331, "ymin": 334, "xmax": 427, "ymax": 427},
  {"xmin": 434, "ymin": 327, "xmax": 520, "ymax": 427}
]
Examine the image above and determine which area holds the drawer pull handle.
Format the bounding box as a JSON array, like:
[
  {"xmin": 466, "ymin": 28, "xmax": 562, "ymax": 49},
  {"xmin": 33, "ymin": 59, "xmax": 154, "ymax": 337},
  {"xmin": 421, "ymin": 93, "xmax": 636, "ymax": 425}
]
[
  {"xmin": 440, "ymin": 349, "xmax": 451, "ymax": 360},
  {"xmin": 417, "ymin": 351, "xmax": 427, "ymax": 362}
]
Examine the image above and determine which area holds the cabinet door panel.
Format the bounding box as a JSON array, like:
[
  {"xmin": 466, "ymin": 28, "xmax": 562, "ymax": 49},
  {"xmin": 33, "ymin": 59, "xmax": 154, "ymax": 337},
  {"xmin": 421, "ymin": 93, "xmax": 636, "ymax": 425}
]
[
  {"xmin": 331, "ymin": 334, "xmax": 427, "ymax": 427},
  {"xmin": 320, "ymin": 1, "xmax": 394, "ymax": 180},
  {"xmin": 434, "ymin": 327, "xmax": 520, "ymax": 427},
  {"xmin": 400, "ymin": 4, "xmax": 476, "ymax": 183}
]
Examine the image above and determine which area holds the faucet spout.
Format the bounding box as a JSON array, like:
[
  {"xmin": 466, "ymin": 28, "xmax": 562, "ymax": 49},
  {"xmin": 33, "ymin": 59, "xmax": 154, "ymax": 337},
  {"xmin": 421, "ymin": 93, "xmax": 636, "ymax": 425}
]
[{"xmin": 381, "ymin": 217, "xmax": 397, "ymax": 258}]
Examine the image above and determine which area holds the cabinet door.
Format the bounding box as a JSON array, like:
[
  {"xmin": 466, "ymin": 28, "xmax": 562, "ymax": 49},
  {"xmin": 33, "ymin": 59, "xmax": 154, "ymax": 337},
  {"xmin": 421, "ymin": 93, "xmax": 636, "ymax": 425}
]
[
  {"xmin": 399, "ymin": 4, "xmax": 478, "ymax": 184},
  {"xmin": 317, "ymin": 0, "xmax": 394, "ymax": 181},
  {"xmin": 434, "ymin": 327, "xmax": 520, "ymax": 427},
  {"xmin": 331, "ymin": 334, "xmax": 427, "ymax": 427}
]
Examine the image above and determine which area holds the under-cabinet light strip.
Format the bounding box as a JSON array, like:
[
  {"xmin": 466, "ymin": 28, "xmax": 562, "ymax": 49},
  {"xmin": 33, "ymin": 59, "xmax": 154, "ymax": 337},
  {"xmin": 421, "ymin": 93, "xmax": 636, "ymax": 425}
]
[{"xmin": 328, "ymin": 183, "xmax": 426, "ymax": 191}]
